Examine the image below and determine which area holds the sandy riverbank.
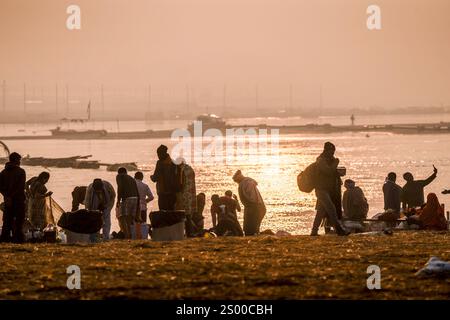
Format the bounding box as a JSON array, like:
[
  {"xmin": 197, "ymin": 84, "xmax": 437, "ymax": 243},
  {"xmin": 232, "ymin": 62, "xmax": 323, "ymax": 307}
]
[{"xmin": 0, "ymin": 231, "xmax": 449, "ymax": 300}]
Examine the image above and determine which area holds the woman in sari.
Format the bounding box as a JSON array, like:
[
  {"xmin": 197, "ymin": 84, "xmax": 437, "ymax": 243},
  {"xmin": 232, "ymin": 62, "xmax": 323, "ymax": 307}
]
[
  {"xmin": 408, "ymin": 193, "xmax": 447, "ymax": 231},
  {"xmin": 175, "ymin": 158, "xmax": 199, "ymax": 236},
  {"xmin": 28, "ymin": 172, "xmax": 52, "ymax": 230}
]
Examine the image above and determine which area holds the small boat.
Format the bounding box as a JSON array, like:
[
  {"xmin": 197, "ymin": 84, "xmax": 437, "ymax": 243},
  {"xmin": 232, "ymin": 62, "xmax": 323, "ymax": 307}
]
[
  {"xmin": 50, "ymin": 127, "xmax": 108, "ymax": 139},
  {"xmin": 187, "ymin": 114, "xmax": 228, "ymax": 133}
]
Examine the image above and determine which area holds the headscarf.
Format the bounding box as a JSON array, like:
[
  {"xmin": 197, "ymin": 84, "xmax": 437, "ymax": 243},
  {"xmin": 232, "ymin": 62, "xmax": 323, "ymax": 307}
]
[{"xmin": 418, "ymin": 193, "xmax": 447, "ymax": 230}]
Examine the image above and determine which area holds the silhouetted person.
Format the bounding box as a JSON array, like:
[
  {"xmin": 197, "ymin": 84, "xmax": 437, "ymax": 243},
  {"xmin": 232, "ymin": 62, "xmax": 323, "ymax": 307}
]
[
  {"xmin": 210, "ymin": 194, "xmax": 220, "ymax": 228},
  {"xmin": 0, "ymin": 152, "xmax": 26, "ymax": 243},
  {"xmin": 116, "ymin": 167, "xmax": 140, "ymax": 239},
  {"xmin": 402, "ymin": 166, "xmax": 438, "ymax": 209},
  {"xmin": 233, "ymin": 170, "xmax": 266, "ymax": 236},
  {"xmin": 28, "ymin": 172, "xmax": 52, "ymax": 230},
  {"xmin": 406, "ymin": 193, "xmax": 447, "ymax": 231},
  {"xmin": 223, "ymin": 190, "xmax": 241, "ymax": 215},
  {"xmin": 383, "ymin": 172, "xmax": 402, "ymax": 217},
  {"xmin": 311, "ymin": 142, "xmax": 348, "ymax": 236},
  {"xmin": 71, "ymin": 186, "xmax": 87, "ymax": 211},
  {"xmin": 213, "ymin": 190, "xmax": 244, "ymax": 237},
  {"xmin": 350, "ymin": 114, "xmax": 355, "ymax": 126},
  {"xmin": 342, "ymin": 179, "xmax": 368, "ymax": 221},
  {"xmin": 175, "ymin": 157, "xmax": 198, "ymax": 236},
  {"xmin": 214, "ymin": 217, "xmax": 244, "ymax": 237},
  {"xmin": 134, "ymin": 171, "xmax": 154, "ymax": 223},
  {"xmin": 151, "ymin": 145, "xmax": 178, "ymax": 210},
  {"xmin": 194, "ymin": 192, "xmax": 206, "ymax": 230},
  {"xmin": 85, "ymin": 178, "xmax": 116, "ymax": 240}
]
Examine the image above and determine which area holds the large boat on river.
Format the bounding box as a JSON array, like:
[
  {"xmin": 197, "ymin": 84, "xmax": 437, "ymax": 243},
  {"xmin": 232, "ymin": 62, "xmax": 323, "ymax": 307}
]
[{"xmin": 187, "ymin": 114, "xmax": 228, "ymax": 134}]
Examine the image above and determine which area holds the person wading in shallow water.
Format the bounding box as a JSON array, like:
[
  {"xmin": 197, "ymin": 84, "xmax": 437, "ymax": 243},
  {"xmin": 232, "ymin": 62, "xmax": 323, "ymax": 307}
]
[
  {"xmin": 311, "ymin": 142, "xmax": 349, "ymax": 236},
  {"xmin": 232, "ymin": 170, "xmax": 266, "ymax": 236}
]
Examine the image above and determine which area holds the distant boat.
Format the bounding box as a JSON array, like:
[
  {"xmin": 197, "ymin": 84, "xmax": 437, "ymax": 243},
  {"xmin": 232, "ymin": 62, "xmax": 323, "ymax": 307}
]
[
  {"xmin": 188, "ymin": 114, "xmax": 227, "ymax": 133},
  {"xmin": 50, "ymin": 126, "xmax": 107, "ymax": 139},
  {"xmin": 50, "ymin": 101, "xmax": 107, "ymax": 138}
]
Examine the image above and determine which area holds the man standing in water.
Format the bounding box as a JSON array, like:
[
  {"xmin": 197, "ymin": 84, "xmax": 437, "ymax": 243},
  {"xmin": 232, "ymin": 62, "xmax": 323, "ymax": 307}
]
[
  {"xmin": 402, "ymin": 165, "xmax": 438, "ymax": 210},
  {"xmin": 311, "ymin": 142, "xmax": 349, "ymax": 236},
  {"xmin": 232, "ymin": 170, "xmax": 266, "ymax": 236},
  {"xmin": 0, "ymin": 152, "xmax": 26, "ymax": 243}
]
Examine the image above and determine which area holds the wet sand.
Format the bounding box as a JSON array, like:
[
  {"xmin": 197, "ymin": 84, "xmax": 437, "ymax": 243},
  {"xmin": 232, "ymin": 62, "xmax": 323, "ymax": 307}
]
[{"xmin": 0, "ymin": 231, "xmax": 449, "ymax": 300}]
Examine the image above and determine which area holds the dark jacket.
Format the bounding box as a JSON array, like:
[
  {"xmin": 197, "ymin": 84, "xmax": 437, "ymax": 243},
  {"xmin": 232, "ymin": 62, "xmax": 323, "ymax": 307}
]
[
  {"xmin": 116, "ymin": 174, "xmax": 139, "ymax": 202},
  {"xmin": 71, "ymin": 186, "xmax": 87, "ymax": 211},
  {"xmin": 402, "ymin": 172, "xmax": 437, "ymax": 208},
  {"xmin": 383, "ymin": 180, "xmax": 402, "ymax": 213},
  {"xmin": 218, "ymin": 196, "xmax": 240, "ymax": 222},
  {"xmin": 315, "ymin": 153, "xmax": 339, "ymax": 192},
  {"xmin": 0, "ymin": 162, "xmax": 26, "ymax": 200},
  {"xmin": 343, "ymin": 186, "xmax": 369, "ymax": 221},
  {"xmin": 151, "ymin": 157, "xmax": 178, "ymax": 195}
]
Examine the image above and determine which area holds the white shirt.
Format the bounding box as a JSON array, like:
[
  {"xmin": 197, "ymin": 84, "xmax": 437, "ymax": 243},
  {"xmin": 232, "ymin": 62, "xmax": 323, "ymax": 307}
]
[{"xmin": 135, "ymin": 179, "xmax": 154, "ymax": 211}]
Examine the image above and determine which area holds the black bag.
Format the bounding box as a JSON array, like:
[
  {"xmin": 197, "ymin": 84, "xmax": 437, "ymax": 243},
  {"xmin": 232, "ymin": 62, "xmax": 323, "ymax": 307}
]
[
  {"xmin": 297, "ymin": 162, "xmax": 318, "ymax": 193},
  {"xmin": 150, "ymin": 210, "xmax": 185, "ymax": 229},
  {"xmin": 57, "ymin": 209, "xmax": 103, "ymax": 234}
]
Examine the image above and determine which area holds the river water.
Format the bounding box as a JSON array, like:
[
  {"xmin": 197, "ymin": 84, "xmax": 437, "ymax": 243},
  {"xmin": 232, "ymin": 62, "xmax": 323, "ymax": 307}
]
[{"xmin": 1, "ymin": 114, "xmax": 450, "ymax": 235}]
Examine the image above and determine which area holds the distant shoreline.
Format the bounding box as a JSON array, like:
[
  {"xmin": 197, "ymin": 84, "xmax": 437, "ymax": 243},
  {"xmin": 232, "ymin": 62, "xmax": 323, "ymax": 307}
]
[
  {"xmin": 1, "ymin": 122, "xmax": 450, "ymax": 140},
  {"xmin": 1, "ymin": 110, "xmax": 450, "ymax": 125}
]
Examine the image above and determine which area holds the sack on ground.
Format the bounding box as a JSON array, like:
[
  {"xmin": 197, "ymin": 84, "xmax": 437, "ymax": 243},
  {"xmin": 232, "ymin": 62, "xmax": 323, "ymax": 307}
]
[
  {"xmin": 415, "ymin": 257, "xmax": 450, "ymax": 277},
  {"xmin": 57, "ymin": 209, "xmax": 103, "ymax": 234},
  {"xmin": 150, "ymin": 210, "xmax": 186, "ymax": 229}
]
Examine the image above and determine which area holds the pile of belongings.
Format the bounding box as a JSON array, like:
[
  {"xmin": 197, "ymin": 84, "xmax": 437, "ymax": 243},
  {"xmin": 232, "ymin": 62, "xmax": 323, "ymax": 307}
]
[
  {"xmin": 150, "ymin": 210, "xmax": 186, "ymax": 229},
  {"xmin": 57, "ymin": 209, "xmax": 103, "ymax": 234}
]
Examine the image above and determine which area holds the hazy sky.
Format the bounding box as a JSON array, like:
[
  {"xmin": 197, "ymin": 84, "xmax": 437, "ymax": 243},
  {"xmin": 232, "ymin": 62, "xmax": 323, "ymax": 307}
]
[{"xmin": 1, "ymin": 0, "xmax": 450, "ymax": 110}]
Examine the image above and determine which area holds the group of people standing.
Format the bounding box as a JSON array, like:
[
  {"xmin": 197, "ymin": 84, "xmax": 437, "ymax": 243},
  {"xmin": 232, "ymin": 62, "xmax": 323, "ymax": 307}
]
[
  {"xmin": 149, "ymin": 144, "xmax": 266, "ymax": 237},
  {"xmin": 309, "ymin": 141, "xmax": 448, "ymax": 236},
  {"xmin": 382, "ymin": 166, "xmax": 447, "ymax": 230},
  {"xmin": 1, "ymin": 141, "xmax": 448, "ymax": 243},
  {"xmin": 0, "ymin": 153, "xmax": 56, "ymax": 243},
  {"xmin": 209, "ymin": 171, "xmax": 267, "ymax": 237}
]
